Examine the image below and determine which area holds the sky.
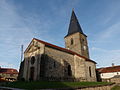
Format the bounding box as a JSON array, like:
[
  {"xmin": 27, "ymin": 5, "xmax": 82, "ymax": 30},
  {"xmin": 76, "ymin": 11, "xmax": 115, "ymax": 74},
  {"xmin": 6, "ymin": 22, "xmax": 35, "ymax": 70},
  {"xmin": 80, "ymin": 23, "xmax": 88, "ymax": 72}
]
[{"xmin": 0, "ymin": 0, "xmax": 120, "ymax": 70}]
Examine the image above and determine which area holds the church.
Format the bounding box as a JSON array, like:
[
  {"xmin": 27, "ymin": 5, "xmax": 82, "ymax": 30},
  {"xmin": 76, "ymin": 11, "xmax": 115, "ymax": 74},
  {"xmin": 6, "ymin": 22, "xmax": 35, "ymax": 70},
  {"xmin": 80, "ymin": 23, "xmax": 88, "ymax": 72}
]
[{"xmin": 19, "ymin": 10, "xmax": 97, "ymax": 82}]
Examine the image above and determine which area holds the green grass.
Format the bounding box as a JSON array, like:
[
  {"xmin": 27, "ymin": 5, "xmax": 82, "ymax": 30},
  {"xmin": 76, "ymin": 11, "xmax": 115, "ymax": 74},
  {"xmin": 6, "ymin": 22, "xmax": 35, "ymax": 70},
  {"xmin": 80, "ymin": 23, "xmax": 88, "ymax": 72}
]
[
  {"xmin": 111, "ymin": 85, "xmax": 120, "ymax": 90},
  {"xmin": 1, "ymin": 81, "xmax": 112, "ymax": 89}
]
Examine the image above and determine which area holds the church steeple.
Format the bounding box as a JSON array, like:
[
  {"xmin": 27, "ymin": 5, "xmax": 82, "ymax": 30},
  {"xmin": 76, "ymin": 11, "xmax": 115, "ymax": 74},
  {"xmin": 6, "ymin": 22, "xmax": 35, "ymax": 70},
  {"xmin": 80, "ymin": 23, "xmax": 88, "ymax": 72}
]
[
  {"xmin": 64, "ymin": 10, "xmax": 89, "ymax": 58},
  {"xmin": 65, "ymin": 10, "xmax": 84, "ymax": 37}
]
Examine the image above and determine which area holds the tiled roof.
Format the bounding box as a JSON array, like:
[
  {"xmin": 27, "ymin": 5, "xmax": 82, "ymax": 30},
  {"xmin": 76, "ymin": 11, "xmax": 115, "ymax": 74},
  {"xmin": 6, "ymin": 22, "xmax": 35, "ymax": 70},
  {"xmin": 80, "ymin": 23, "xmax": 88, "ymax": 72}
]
[
  {"xmin": 33, "ymin": 38, "xmax": 96, "ymax": 64},
  {"xmin": 0, "ymin": 68, "xmax": 18, "ymax": 74},
  {"xmin": 97, "ymin": 65, "xmax": 120, "ymax": 73}
]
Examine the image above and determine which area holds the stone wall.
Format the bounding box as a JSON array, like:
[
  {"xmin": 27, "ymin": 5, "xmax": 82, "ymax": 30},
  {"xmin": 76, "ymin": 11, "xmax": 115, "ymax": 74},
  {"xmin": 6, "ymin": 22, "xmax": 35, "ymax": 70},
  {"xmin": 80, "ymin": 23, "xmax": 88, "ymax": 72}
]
[
  {"xmin": 44, "ymin": 46, "xmax": 96, "ymax": 82},
  {"xmin": 44, "ymin": 46, "xmax": 74, "ymax": 78},
  {"xmin": 110, "ymin": 77, "xmax": 120, "ymax": 83},
  {"xmin": 65, "ymin": 32, "xmax": 82, "ymax": 55},
  {"xmin": 85, "ymin": 61, "xmax": 97, "ymax": 82},
  {"xmin": 23, "ymin": 39, "xmax": 45, "ymax": 81},
  {"xmin": 76, "ymin": 83, "xmax": 115, "ymax": 90},
  {"xmin": 74, "ymin": 55, "xmax": 86, "ymax": 80},
  {"xmin": 64, "ymin": 32, "xmax": 89, "ymax": 58}
]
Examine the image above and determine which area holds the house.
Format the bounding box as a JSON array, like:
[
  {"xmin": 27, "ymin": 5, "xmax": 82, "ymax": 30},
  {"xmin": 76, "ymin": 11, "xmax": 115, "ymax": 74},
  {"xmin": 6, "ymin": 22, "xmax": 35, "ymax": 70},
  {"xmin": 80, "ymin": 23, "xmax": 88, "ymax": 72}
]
[
  {"xmin": 0, "ymin": 67, "xmax": 18, "ymax": 82},
  {"xmin": 97, "ymin": 65, "xmax": 120, "ymax": 83}
]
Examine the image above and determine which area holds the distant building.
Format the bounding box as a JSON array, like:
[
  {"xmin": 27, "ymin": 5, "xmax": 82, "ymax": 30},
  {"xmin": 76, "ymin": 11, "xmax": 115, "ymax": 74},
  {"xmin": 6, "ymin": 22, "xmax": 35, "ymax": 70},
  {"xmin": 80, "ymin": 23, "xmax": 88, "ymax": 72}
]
[
  {"xmin": 19, "ymin": 10, "xmax": 97, "ymax": 82},
  {"xmin": 97, "ymin": 65, "xmax": 120, "ymax": 83},
  {"xmin": 97, "ymin": 65, "xmax": 120, "ymax": 79},
  {"xmin": 0, "ymin": 67, "xmax": 18, "ymax": 81}
]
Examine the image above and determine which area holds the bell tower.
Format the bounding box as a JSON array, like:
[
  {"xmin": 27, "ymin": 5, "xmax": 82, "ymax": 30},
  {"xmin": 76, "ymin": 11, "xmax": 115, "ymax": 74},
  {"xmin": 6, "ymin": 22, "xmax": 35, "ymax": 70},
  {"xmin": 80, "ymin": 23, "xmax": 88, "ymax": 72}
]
[{"xmin": 64, "ymin": 10, "xmax": 89, "ymax": 58}]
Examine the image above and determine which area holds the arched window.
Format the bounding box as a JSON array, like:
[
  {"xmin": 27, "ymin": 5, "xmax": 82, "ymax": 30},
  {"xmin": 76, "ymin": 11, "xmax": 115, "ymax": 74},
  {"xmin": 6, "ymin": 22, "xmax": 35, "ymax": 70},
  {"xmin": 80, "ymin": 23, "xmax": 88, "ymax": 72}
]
[
  {"xmin": 54, "ymin": 61, "xmax": 56, "ymax": 68},
  {"xmin": 30, "ymin": 67, "xmax": 34, "ymax": 81},
  {"xmin": 40, "ymin": 55, "xmax": 45, "ymax": 77},
  {"xmin": 31, "ymin": 56, "xmax": 35, "ymax": 65},
  {"xmin": 68, "ymin": 65, "xmax": 72, "ymax": 76},
  {"xmin": 81, "ymin": 38, "xmax": 85, "ymax": 43},
  {"xmin": 71, "ymin": 38, "xmax": 73, "ymax": 45},
  {"xmin": 89, "ymin": 66, "xmax": 92, "ymax": 77}
]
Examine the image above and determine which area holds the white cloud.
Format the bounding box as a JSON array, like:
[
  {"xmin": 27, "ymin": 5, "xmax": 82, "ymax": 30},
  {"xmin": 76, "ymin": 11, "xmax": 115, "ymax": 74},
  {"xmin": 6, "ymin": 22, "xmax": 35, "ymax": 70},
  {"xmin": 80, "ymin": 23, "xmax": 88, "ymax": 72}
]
[
  {"xmin": 99, "ymin": 22, "xmax": 120, "ymax": 39},
  {"xmin": 0, "ymin": 1, "xmax": 37, "ymax": 69},
  {"xmin": 90, "ymin": 47, "xmax": 120, "ymax": 68},
  {"xmin": 0, "ymin": 62, "xmax": 14, "ymax": 68},
  {"xmin": 97, "ymin": 0, "xmax": 120, "ymax": 25},
  {"xmin": 88, "ymin": 1, "xmax": 120, "ymax": 68},
  {"xmin": 0, "ymin": 0, "xmax": 67, "ymax": 69}
]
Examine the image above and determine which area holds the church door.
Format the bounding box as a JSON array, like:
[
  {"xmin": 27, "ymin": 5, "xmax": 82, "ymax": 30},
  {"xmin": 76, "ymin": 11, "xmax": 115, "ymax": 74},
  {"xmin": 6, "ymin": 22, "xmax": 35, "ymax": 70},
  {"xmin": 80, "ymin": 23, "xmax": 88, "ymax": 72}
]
[{"xmin": 30, "ymin": 67, "xmax": 34, "ymax": 81}]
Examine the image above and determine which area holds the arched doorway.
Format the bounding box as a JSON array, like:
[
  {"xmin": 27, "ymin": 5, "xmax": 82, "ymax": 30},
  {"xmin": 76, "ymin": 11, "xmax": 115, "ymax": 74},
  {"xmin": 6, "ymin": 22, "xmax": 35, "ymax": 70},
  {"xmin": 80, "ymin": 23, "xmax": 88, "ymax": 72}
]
[{"xmin": 30, "ymin": 67, "xmax": 34, "ymax": 81}]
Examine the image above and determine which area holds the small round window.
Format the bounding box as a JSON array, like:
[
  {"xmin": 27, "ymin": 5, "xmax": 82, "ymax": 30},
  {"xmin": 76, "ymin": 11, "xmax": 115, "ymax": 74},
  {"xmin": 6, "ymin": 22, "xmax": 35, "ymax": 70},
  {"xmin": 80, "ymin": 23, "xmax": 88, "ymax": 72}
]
[{"xmin": 31, "ymin": 56, "xmax": 35, "ymax": 65}]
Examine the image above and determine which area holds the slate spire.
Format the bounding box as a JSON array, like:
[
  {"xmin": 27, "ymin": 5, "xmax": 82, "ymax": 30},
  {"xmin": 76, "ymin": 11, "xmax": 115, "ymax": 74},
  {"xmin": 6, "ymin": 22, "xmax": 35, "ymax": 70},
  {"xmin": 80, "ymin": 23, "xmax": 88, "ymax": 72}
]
[{"xmin": 65, "ymin": 10, "xmax": 84, "ymax": 37}]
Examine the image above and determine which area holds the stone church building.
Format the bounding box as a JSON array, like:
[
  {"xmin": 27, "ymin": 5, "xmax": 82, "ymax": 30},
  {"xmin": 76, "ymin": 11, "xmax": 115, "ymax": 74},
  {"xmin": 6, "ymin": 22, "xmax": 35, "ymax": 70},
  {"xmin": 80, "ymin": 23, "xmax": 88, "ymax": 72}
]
[{"xmin": 19, "ymin": 10, "xmax": 97, "ymax": 82}]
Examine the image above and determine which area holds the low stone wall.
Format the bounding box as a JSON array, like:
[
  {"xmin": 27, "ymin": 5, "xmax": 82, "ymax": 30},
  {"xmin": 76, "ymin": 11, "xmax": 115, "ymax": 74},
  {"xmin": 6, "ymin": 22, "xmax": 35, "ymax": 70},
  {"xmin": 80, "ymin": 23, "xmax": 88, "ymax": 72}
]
[
  {"xmin": 53, "ymin": 83, "xmax": 115, "ymax": 90},
  {"xmin": 110, "ymin": 78, "xmax": 120, "ymax": 84},
  {"xmin": 44, "ymin": 83, "xmax": 115, "ymax": 90},
  {"xmin": 76, "ymin": 83, "xmax": 115, "ymax": 90}
]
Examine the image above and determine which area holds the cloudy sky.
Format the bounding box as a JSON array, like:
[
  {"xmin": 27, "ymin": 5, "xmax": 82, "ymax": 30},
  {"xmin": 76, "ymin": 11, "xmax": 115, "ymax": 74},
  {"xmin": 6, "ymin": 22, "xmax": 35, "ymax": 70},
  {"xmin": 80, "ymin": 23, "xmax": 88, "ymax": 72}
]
[{"xmin": 0, "ymin": 0, "xmax": 120, "ymax": 70}]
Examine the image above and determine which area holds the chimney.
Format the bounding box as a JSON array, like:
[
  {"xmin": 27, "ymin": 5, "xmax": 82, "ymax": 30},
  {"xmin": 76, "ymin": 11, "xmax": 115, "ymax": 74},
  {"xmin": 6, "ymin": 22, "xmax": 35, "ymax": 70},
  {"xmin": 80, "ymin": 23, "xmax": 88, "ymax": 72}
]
[{"xmin": 112, "ymin": 63, "xmax": 115, "ymax": 67}]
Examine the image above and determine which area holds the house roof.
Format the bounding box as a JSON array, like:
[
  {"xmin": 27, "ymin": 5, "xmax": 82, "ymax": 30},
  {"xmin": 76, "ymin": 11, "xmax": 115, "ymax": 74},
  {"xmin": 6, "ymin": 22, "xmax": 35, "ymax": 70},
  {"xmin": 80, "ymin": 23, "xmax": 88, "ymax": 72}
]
[
  {"xmin": 65, "ymin": 10, "xmax": 86, "ymax": 37},
  {"xmin": 97, "ymin": 65, "xmax": 120, "ymax": 73},
  {"xmin": 0, "ymin": 68, "xmax": 18, "ymax": 74},
  {"xmin": 32, "ymin": 38, "xmax": 96, "ymax": 64}
]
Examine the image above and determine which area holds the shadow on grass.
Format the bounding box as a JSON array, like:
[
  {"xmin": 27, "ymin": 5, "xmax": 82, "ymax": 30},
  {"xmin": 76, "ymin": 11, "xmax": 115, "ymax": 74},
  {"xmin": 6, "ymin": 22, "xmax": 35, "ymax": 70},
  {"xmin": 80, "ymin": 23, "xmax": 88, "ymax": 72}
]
[{"xmin": 1, "ymin": 81, "xmax": 73, "ymax": 89}]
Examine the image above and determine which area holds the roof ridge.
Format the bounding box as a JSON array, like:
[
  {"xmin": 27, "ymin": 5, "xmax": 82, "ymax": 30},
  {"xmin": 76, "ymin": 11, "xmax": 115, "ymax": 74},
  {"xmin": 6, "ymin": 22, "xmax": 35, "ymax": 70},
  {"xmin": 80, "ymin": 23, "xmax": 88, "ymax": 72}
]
[
  {"xmin": 97, "ymin": 65, "xmax": 120, "ymax": 69},
  {"xmin": 104, "ymin": 65, "xmax": 120, "ymax": 69},
  {"xmin": 97, "ymin": 65, "xmax": 120, "ymax": 73}
]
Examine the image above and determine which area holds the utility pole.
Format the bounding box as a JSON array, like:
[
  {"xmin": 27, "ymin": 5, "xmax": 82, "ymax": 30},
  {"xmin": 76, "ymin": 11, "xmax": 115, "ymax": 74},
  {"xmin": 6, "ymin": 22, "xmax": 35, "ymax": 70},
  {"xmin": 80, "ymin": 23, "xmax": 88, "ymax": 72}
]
[
  {"xmin": 18, "ymin": 45, "xmax": 24, "ymax": 80},
  {"xmin": 21, "ymin": 45, "xmax": 24, "ymax": 62}
]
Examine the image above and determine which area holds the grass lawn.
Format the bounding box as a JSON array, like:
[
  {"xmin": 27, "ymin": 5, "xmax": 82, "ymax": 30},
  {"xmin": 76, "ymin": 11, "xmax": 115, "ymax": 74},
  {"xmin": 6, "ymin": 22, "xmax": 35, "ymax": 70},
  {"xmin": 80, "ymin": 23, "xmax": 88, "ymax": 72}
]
[
  {"xmin": 0, "ymin": 81, "xmax": 112, "ymax": 89},
  {"xmin": 111, "ymin": 85, "xmax": 120, "ymax": 90}
]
